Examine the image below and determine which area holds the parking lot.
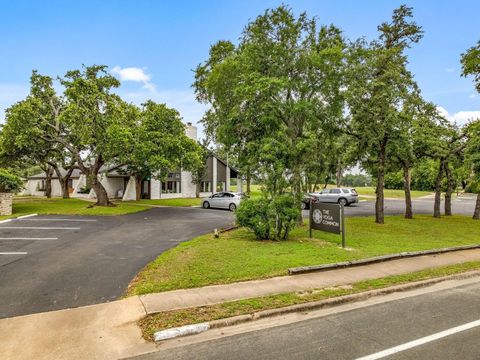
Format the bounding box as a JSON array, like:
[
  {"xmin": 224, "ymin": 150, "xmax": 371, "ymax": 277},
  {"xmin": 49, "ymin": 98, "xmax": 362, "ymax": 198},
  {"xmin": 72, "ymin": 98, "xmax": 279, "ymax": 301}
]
[
  {"xmin": 0, "ymin": 215, "xmax": 97, "ymax": 265},
  {"xmin": 0, "ymin": 207, "xmax": 234, "ymax": 319},
  {"xmin": 302, "ymin": 196, "xmax": 477, "ymax": 217}
]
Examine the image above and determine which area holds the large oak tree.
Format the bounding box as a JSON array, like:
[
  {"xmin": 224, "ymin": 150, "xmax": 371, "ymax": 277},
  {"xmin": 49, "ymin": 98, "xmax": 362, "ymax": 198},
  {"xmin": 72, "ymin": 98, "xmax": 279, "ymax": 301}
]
[{"xmin": 344, "ymin": 5, "xmax": 423, "ymax": 224}]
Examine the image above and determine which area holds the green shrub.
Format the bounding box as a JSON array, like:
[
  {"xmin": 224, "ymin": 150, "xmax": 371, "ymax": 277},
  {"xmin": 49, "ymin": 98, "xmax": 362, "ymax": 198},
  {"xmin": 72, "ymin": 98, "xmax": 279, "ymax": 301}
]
[
  {"xmin": 465, "ymin": 180, "xmax": 480, "ymax": 194},
  {"xmin": 77, "ymin": 186, "xmax": 91, "ymax": 194},
  {"xmin": 236, "ymin": 195, "xmax": 300, "ymax": 240},
  {"xmin": 0, "ymin": 169, "xmax": 24, "ymax": 193},
  {"xmin": 384, "ymin": 171, "xmax": 404, "ymax": 190},
  {"xmin": 342, "ymin": 174, "xmax": 372, "ymax": 187}
]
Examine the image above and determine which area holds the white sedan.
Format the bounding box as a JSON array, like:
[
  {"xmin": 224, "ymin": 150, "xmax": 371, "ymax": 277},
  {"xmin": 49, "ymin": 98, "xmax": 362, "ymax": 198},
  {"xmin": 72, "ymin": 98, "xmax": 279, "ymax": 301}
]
[{"xmin": 202, "ymin": 192, "xmax": 242, "ymax": 211}]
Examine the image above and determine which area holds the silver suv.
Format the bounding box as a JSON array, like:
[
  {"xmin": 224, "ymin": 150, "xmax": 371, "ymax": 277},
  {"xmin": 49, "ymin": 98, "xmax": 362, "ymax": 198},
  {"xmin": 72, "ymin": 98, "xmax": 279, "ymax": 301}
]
[{"xmin": 313, "ymin": 188, "xmax": 358, "ymax": 206}]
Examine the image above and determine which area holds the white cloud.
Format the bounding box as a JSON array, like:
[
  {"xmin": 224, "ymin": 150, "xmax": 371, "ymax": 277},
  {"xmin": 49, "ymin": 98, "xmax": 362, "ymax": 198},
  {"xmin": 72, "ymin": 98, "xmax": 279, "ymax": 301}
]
[
  {"xmin": 469, "ymin": 94, "xmax": 476, "ymax": 99},
  {"xmin": 445, "ymin": 67, "xmax": 455, "ymax": 73},
  {"xmin": 111, "ymin": 66, "xmax": 155, "ymax": 91},
  {"xmin": 437, "ymin": 106, "xmax": 480, "ymax": 125},
  {"xmin": 119, "ymin": 88, "xmax": 208, "ymax": 138}
]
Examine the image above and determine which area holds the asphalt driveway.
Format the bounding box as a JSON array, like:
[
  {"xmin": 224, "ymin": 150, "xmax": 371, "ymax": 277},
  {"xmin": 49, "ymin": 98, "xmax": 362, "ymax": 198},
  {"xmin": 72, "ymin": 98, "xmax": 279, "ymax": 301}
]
[{"xmin": 0, "ymin": 207, "xmax": 234, "ymax": 319}]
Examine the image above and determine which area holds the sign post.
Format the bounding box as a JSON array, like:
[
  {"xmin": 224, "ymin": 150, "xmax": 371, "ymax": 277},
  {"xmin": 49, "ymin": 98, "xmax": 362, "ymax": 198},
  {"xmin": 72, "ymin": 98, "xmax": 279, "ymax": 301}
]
[{"xmin": 309, "ymin": 201, "xmax": 346, "ymax": 248}]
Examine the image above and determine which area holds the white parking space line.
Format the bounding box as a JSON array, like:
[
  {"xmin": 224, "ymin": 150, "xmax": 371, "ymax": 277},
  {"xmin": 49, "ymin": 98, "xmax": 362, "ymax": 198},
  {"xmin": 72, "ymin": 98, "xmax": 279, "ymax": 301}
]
[
  {"xmin": 0, "ymin": 237, "xmax": 58, "ymax": 241},
  {"xmin": 355, "ymin": 319, "xmax": 480, "ymax": 360},
  {"xmin": 0, "ymin": 227, "xmax": 81, "ymax": 230},
  {"xmin": 0, "ymin": 252, "xmax": 28, "ymax": 255},
  {"xmin": 15, "ymin": 218, "xmax": 97, "ymax": 222}
]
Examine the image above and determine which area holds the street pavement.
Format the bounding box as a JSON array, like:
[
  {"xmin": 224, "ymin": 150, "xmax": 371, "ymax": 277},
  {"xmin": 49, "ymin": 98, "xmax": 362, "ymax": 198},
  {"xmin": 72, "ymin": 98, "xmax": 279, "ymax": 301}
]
[
  {"xmin": 133, "ymin": 278, "xmax": 480, "ymax": 360},
  {"xmin": 0, "ymin": 207, "xmax": 234, "ymax": 318}
]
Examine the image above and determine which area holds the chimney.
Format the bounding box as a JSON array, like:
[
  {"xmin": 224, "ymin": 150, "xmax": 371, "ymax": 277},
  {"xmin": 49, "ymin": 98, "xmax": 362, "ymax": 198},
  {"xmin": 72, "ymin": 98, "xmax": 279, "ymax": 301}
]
[{"xmin": 185, "ymin": 122, "xmax": 198, "ymax": 141}]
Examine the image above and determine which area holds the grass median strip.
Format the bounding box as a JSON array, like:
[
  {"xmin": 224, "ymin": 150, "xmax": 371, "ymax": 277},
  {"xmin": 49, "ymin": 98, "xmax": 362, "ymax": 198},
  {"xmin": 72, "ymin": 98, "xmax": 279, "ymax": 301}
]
[
  {"xmin": 127, "ymin": 215, "xmax": 480, "ymax": 296},
  {"xmin": 139, "ymin": 261, "xmax": 480, "ymax": 342},
  {"xmin": 0, "ymin": 198, "xmax": 151, "ymax": 221}
]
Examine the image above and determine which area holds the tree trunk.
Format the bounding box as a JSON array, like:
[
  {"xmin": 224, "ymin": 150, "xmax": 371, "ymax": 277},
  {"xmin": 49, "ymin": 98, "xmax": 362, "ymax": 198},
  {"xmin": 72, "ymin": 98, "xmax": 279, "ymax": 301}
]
[
  {"xmin": 91, "ymin": 177, "xmax": 111, "ymax": 206},
  {"xmin": 45, "ymin": 166, "xmax": 53, "ymax": 198},
  {"xmin": 52, "ymin": 165, "xmax": 74, "ymax": 199},
  {"xmin": 403, "ymin": 164, "xmax": 413, "ymax": 219},
  {"xmin": 135, "ymin": 176, "xmax": 142, "ymax": 201},
  {"xmin": 375, "ymin": 147, "xmax": 386, "ymax": 224},
  {"xmin": 473, "ymin": 193, "xmax": 480, "ymax": 220},
  {"xmin": 61, "ymin": 180, "xmax": 70, "ymax": 199},
  {"xmin": 246, "ymin": 173, "xmax": 251, "ymax": 195},
  {"xmin": 336, "ymin": 165, "xmax": 342, "ymax": 187},
  {"xmin": 433, "ymin": 159, "xmax": 445, "ymax": 218},
  {"xmin": 195, "ymin": 182, "xmax": 201, "ymax": 198},
  {"xmin": 444, "ymin": 162, "xmax": 453, "ymax": 216}
]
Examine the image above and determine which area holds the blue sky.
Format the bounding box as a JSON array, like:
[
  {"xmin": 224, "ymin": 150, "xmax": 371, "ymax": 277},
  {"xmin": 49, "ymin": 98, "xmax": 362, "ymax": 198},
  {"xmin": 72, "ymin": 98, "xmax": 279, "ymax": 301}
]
[{"xmin": 1, "ymin": 0, "xmax": 479, "ymax": 131}]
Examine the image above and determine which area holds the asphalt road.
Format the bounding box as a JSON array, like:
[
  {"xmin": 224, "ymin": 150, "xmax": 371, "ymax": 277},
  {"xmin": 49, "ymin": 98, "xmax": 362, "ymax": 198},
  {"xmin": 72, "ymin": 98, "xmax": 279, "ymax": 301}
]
[
  {"xmin": 134, "ymin": 279, "xmax": 480, "ymax": 360},
  {"xmin": 0, "ymin": 207, "xmax": 234, "ymax": 319},
  {"xmin": 303, "ymin": 195, "xmax": 478, "ymax": 217}
]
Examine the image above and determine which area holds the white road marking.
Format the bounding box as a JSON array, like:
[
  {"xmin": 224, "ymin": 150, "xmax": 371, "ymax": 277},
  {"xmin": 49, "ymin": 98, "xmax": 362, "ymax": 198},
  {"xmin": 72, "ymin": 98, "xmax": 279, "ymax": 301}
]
[
  {"xmin": 0, "ymin": 219, "xmax": 12, "ymax": 224},
  {"xmin": 355, "ymin": 319, "xmax": 480, "ymax": 360},
  {"xmin": 0, "ymin": 227, "xmax": 80, "ymax": 230},
  {"xmin": 17, "ymin": 214, "xmax": 38, "ymax": 219},
  {"xmin": 0, "ymin": 237, "xmax": 58, "ymax": 240},
  {"xmin": 0, "ymin": 252, "xmax": 27, "ymax": 255},
  {"xmin": 15, "ymin": 218, "xmax": 97, "ymax": 222}
]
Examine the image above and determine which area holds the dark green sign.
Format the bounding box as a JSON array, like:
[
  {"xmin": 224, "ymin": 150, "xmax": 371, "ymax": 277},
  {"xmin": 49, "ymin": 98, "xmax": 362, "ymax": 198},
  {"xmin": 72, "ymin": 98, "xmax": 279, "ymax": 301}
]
[{"xmin": 309, "ymin": 202, "xmax": 346, "ymax": 247}]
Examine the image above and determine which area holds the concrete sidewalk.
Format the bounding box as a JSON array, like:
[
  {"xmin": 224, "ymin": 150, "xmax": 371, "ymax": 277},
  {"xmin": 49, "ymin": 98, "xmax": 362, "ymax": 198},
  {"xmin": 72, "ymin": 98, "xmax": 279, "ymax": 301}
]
[{"xmin": 2, "ymin": 248, "xmax": 480, "ymax": 360}]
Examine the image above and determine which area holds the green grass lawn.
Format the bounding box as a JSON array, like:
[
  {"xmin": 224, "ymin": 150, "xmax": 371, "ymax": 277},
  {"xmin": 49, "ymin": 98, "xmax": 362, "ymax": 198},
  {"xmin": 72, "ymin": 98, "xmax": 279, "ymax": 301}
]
[
  {"xmin": 354, "ymin": 187, "xmax": 433, "ymax": 198},
  {"xmin": 126, "ymin": 215, "xmax": 480, "ymax": 296},
  {"xmin": 0, "ymin": 198, "xmax": 150, "ymax": 220},
  {"xmin": 121, "ymin": 198, "xmax": 202, "ymax": 207},
  {"xmin": 230, "ymin": 184, "xmax": 262, "ymax": 198}
]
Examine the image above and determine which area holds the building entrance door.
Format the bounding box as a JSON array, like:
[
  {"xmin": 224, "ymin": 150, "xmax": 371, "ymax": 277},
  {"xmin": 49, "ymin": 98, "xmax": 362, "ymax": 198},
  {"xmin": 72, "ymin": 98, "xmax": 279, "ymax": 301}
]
[{"xmin": 141, "ymin": 180, "xmax": 151, "ymax": 199}]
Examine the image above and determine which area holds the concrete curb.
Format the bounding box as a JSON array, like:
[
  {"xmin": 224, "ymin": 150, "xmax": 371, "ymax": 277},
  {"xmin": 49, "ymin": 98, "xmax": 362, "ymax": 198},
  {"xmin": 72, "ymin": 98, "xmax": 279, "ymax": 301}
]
[
  {"xmin": 17, "ymin": 213, "xmax": 38, "ymax": 219},
  {"xmin": 154, "ymin": 323, "xmax": 210, "ymax": 342},
  {"xmin": 219, "ymin": 225, "xmax": 239, "ymax": 233},
  {"xmin": 0, "ymin": 213, "xmax": 37, "ymax": 224},
  {"xmin": 288, "ymin": 244, "xmax": 480, "ymax": 275},
  {"xmin": 152, "ymin": 270, "xmax": 480, "ymax": 342}
]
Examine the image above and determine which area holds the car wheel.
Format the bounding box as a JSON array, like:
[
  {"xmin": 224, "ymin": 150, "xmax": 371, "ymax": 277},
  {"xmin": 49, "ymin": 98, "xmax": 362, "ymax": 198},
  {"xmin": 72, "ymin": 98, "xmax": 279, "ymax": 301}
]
[
  {"xmin": 338, "ymin": 198, "xmax": 348, "ymax": 207},
  {"xmin": 203, "ymin": 201, "xmax": 210, "ymax": 209},
  {"xmin": 229, "ymin": 203, "xmax": 236, "ymax": 212}
]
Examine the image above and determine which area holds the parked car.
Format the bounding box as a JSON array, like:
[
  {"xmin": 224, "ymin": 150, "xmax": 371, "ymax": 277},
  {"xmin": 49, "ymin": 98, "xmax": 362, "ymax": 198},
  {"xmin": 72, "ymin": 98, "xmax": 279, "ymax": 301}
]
[
  {"xmin": 313, "ymin": 188, "xmax": 359, "ymax": 206},
  {"xmin": 202, "ymin": 192, "xmax": 242, "ymax": 211},
  {"xmin": 301, "ymin": 193, "xmax": 319, "ymax": 210}
]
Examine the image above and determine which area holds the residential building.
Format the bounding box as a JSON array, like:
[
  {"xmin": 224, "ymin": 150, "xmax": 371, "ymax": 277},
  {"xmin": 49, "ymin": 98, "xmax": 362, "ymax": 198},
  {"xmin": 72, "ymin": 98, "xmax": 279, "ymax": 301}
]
[{"xmin": 21, "ymin": 123, "xmax": 241, "ymax": 200}]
